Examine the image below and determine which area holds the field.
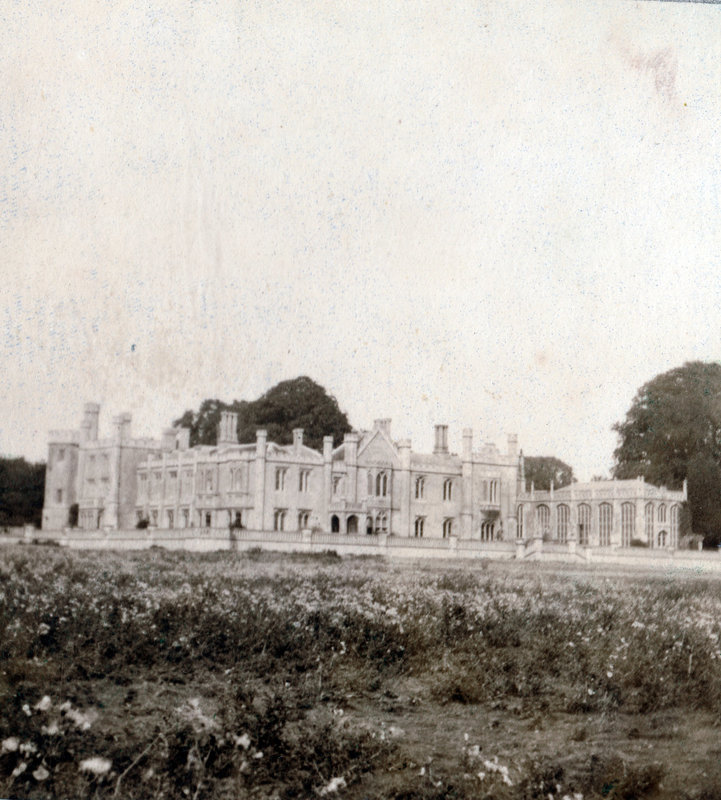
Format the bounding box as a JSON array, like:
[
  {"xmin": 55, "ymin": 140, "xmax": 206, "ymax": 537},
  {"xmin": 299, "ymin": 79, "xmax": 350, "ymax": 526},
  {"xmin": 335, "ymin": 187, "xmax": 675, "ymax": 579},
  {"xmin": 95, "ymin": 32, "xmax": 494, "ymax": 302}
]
[{"xmin": 3, "ymin": 547, "xmax": 721, "ymax": 799}]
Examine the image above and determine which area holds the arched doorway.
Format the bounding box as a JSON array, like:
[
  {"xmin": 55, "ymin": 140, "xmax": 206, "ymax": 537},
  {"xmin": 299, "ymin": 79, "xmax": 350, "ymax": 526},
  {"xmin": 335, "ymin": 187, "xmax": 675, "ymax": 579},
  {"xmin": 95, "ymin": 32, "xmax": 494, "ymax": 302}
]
[
  {"xmin": 658, "ymin": 529, "xmax": 668, "ymax": 548},
  {"xmin": 331, "ymin": 515, "xmax": 340, "ymax": 533},
  {"xmin": 366, "ymin": 516, "xmax": 374, "ymax": 535},
  {"xmin": 347, "ymin": 515, "xmax": 358, "ymax": 534}
]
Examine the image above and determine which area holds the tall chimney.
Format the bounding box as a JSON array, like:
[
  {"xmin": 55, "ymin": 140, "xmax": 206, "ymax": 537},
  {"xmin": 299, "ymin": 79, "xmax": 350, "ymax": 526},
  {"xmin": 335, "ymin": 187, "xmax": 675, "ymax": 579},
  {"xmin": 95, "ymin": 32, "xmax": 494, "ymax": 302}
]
[
  {"xmin": 82, "ymin": 403, "xmax": 100, "ymax": 441},
  {"xmin": 218, "ymin": 411, "xmax": 238, "ymax": 445},
  {"xmin": 293, "ymin": 428, "xmax": 304, "ymax": 452},
  {"xmin": 433, "ymin": 424, "xmax": 449, "ymax": 455}
]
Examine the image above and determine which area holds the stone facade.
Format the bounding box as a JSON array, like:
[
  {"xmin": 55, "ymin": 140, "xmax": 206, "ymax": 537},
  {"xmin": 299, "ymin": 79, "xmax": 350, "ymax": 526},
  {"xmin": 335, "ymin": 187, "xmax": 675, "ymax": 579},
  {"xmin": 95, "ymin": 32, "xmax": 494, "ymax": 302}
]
[
  {"xmin": 517, "ymin": 479, "xmax": 687, "ymax": 549},
  {"xmin": 132, "ymin": 413, "xmax": 522, "ymax": 540},
  {"xmin": 42, "ymin": 404, "xmax": 686, "ymax": 548}
]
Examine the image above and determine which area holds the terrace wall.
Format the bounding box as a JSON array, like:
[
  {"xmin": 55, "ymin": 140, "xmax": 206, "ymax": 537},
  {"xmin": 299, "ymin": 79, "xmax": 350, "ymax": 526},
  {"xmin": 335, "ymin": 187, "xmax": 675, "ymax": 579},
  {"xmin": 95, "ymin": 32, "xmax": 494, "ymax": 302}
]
[{"xmin": 5, "ymin": 528, "xmax": 721, "ymax": 573}]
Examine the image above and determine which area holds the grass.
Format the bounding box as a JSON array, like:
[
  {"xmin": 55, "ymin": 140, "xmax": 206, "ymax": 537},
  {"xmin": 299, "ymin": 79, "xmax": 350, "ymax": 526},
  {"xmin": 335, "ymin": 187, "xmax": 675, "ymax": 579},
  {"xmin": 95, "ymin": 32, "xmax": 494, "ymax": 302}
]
[{"xmin": 2, "ymin": 546, "xmax": 721, "ymax": 798}]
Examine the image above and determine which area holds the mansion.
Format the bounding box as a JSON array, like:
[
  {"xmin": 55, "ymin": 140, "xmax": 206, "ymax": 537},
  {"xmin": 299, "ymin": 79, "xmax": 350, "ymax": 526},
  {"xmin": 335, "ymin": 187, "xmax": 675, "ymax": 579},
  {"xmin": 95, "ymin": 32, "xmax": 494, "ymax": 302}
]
[{"xmin": 42, "ymin": 403, "xmax": 685, "ymax": 549}]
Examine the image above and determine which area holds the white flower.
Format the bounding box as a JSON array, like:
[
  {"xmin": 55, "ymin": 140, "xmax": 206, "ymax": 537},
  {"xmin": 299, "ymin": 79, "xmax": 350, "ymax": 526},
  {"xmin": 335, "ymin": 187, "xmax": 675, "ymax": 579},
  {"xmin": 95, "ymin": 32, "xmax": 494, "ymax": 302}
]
[
  {"xmin": 234, "ymin": 733, "xmax": 251, "ymax": 749},
  {"xmin": 33, "ymin": 765, "xmax": 50, "ymax": 781},
  {"xmin": 2, "ymin": 737, "xmax": 19, "ymax": 753},
  {"xmin": 20, "ymin": 741, "xmax": 38, "ymax": 755},
  {"xmin": 79, "ymin": 757, "xmax": 112, "ymax": 776},
  {"xmin": 607, "ymin": 671, "xmax": 613, "ymax": 679},
  {"xmin": 22, "ymin": 703, "xmax": 32, "ymax": 716},
  {"xmin": 41, "ymin": 722, "xmax": 60, "ymax": 736},
  {"xmin": 35, "ymin": 695, "xmax": 52, "ymax": 712},
  {"xmin": 320, "ymin": 776, "xmax": 347, "ymax": 795},
  {"xmin": 11, "ymin": 761, "xmax": 27, "ymax": 778}
]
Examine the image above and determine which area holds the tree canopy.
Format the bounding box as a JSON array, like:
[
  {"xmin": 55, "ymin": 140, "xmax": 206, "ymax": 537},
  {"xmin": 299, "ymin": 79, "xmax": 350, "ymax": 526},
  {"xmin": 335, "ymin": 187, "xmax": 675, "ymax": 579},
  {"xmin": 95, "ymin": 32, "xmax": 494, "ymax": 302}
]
[
  {"xmin": 612, "ymin": 361, "xmax": 721, "ymax": 544},
  {"xmin": 523, "ymin": 456, "xmax": 575, "ymax": 491},
  {"xmin": 174, "ymin": 376, "xmax": 352, "ymax": 451},
  {"xmin": 0, "ymin": 457, "xmax": 45, "ymax": 527}
]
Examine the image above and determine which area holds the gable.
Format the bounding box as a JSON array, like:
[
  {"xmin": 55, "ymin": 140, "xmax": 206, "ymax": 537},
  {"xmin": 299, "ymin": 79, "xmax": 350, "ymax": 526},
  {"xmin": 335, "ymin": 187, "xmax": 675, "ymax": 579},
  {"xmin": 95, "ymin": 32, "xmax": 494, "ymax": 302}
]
[{"xmin": 357, "ymin": 431, "xmax": 399, "ymax": 468}]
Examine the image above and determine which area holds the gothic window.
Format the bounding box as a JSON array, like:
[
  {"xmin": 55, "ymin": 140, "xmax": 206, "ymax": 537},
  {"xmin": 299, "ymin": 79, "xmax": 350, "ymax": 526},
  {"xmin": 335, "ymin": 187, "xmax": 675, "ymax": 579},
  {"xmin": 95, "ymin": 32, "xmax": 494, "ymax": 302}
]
[
  {"xmin": 517, "ymin": 504, "xmax": 524, "ymax": 538},
  {"xmin": 333, "ymin": 475, "xmax": 344, "ymax": 496},
  {"xmin": 298, "ymin": 511, "xmax": 310, "ymax": 529},
  {"xmin": 621, "ymin": 502, "xmax": 635, "ymax": 547},
  {"xmin": 578, "ymin": 503, "xmax": 591, "ymax": 545},
  {"xmin": 375, "ymin": 512, "xmax": 388, "ymax": 534},
  {"xmin": 557, "ymin": 504, "xmax": 570, "ymax": 542},
  {"xmin": 299, "ymin": 469, "xmax": 310, "ymax": 493},
  {"xmin": 275, "ymin": 467, "xmax": 287, "ymax": 492},
  {"xmin": 645, "ymin": 502, "xmax": 654, "ymax": 546},
  {"xmin": 414, "ymin": 517, "xmax": 425, "ymax": 537},
  {"xmin": 670, "ymin": 505, "xmax": 680, "ymax": 547},
  {"xmin": 490, "ymin": 480, "xmax": 499, "ymax": 504},
  {"xmin": 599, "ymin": 503, "xmax": 613, "ymax": 546},
  {"xmin": 415, "ymin": 476, "xmax": 425, "ymax": 499},
  {"xmin": 442, "ymin": 518, "xmax": 454, "ymax": 538},
  {"xmin": 658, "ymin": 504, "xmax": 667, "ymax": 523},
  {"xmin": 536, "ymin": 504, "xmax": 550, "ymax": 537},
  {"xmin": 480, "ymin": 520, "xmax": 495, "ymax": 541},
  {"xmin": 376, "ymin": 471, "xmax": 388, "ymax": 497},
  {"xmin": 274, "ymin": 509, "xmax": 286, "ymax": 531},
  {"xmin": 443, "ymin": 479, "xmax": 453, "ymax": 502}
]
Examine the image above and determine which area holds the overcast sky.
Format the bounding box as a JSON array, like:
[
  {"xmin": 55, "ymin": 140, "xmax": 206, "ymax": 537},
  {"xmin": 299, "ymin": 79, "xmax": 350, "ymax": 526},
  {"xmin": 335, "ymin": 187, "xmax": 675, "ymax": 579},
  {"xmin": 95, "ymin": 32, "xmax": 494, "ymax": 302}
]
[{"xmin": 2, "ymin": 0, "xmax": 720, "ymax": 479}]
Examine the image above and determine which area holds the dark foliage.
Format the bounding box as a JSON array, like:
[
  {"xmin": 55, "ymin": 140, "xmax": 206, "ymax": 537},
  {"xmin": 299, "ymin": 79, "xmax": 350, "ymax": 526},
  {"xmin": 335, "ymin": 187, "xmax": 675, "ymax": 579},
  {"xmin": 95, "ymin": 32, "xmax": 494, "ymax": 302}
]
[
  {"xmin": 612, "ymin": 362, "xmax": 721, "ymax": 545},
  {"xmin": 174, "ymin": 376, "xmax": 352, "ymax": 451},
  {"xmin": 523, "ymin": 456, "xmax": 575, "ymax": 491},
  {"xmin": 0, "ymin": 457, "xmax": 45, "ymax": 527}
]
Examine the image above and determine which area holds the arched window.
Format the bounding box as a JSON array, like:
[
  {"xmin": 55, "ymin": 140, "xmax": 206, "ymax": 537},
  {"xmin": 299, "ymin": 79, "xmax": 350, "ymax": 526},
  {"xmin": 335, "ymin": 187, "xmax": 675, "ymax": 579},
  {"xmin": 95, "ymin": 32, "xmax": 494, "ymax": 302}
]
[
  {"xmin": 415, "ymin": 476, "xmax": 425, "ymax": 499},
  {"xmin": 482, "ymin": 481, "xmax": 489, "ymax": 502},
  {"xmin": 347, "ymin": 515, "xmax": 358, "ymax": 534},
  {"xmin": 480, "ymin": 520, "xmax": 495, "ymax": 541},
  {"xmin": 443, "ymin": 479, "xmax": 453, "ymax": 502},
  {"xmin": 376, "ymin": 471, "xmax": 388, "ymax": 497},
  {"xmin": 645, "ymin": 502, "xmax": 654, "ymax": 547},
  {"xmin": 442, "ymin": 518, "xmax": 453, "ymax": 538},
  {"xmin": 414, "ymin": 517, "xmax": 425, "ymax": 537},
  {"xmin": 298, "ymin": 511, "xmax": 310, "ymax": 530},
  {"xmin": 578, "ymin": 503, "xmax": 591, "ymax": 545},
  {"xmin": 365, "ymin": 516, "xmax": 373, "ymax": 535},
  {"xmin": 557, "ymin": 504, "xmax": 570, "ymax": 543},
  {"xmin": 330, "ymin": 514, "xmax": 340, "ymax": 533},
  {"xmin": 536, "ymin": 505, "xmax": 550, "ymax": 538},
  {"xmin": 517, "ymin": 504, "xmax": 525, "ymax": 538},
  {"xmin": 670, "ymin": 505, "xmax": 680, "ymax": 548},
  {"xmin": 621, "ymin": 502, "xmax": 635, "ymax": 547},
  {"xmin": 367, "ymin": 471, "xmax": 374, "ymax": 497},
  {"xmin": 375, "ymin": 512, "xmax": 388, "ymax": 534},
  {"xmin": 490, "ymin": 480, "xmax": 499, "ymax": 504},
  {"xmin": 599, "ymin": 503, "xmax": 613, "ymax": 546},
  {"xmin": 658, "ymin": 504, "xmax": 667, "ymax": 523},
  {"xmin": 274, "ymin": 509, "xmax": 286, "ymax": 531}
]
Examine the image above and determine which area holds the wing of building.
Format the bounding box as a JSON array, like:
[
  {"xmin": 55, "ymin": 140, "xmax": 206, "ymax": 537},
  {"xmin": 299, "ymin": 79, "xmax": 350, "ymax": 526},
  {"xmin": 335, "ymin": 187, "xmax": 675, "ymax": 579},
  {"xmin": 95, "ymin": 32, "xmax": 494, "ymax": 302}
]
[{"xmin": 42, "ymin": 404, "xmax": 685, "ymax": 549}]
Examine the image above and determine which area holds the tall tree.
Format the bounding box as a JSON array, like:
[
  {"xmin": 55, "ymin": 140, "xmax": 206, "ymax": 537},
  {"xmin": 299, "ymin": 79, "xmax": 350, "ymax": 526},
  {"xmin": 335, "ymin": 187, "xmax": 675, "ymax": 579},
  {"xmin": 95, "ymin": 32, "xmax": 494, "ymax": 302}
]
[
  {"xmin": 0, "ymin": 457, "xmax": 45, "ymax": 527},
  {"xmin": 174, "ymin": 377, "xmax": 352, "ymax": 451},
  {"xmin": 612, "ymin": 361, "xmax": 721, "ymax": 544},
  {"xmin": 524, "ymin": 456, "xmax": 575, "ymax": 491}
]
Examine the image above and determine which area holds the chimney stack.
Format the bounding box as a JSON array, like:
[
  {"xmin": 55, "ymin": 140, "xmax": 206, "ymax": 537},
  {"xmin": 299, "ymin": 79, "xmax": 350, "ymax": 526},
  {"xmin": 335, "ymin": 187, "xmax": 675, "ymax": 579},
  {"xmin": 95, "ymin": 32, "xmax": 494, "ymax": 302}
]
[
  {"xmin": 218, "ymin": 411, "xmax": 239, "ymax": 445},
  {"xmin": 433, "ymin": 424, "xmax": 449, "ymax": 455}
]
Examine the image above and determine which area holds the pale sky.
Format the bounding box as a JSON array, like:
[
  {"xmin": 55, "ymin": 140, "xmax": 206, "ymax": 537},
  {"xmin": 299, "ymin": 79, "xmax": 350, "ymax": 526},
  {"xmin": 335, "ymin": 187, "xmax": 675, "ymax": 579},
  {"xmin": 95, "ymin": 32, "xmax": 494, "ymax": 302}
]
[{"xmin": 2, "ymin": 0, "xmax": 720, "ymax": 480}]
